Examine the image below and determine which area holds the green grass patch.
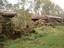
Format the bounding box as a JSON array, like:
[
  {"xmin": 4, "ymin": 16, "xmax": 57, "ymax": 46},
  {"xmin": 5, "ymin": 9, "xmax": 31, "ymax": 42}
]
[{"xmin": 5, "ymin": 26, "xmax": 64, "ymax": 48}]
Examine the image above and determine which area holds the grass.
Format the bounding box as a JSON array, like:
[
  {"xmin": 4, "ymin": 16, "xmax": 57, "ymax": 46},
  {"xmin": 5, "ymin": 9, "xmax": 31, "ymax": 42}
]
[{"xmin": 4, "ymin": 25, "xmax": 64, "ymax": 48}]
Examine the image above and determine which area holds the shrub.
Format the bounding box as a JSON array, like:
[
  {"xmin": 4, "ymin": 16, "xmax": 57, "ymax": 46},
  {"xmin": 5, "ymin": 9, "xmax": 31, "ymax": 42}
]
[{"xmin": 11, "ymin": 10, "xmax": 34, "ymax": 34}]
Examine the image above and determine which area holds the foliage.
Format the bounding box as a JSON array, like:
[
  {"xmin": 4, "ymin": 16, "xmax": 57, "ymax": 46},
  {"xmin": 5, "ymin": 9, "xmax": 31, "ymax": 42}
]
[
  {"xmin": 0, "ymin": 0, "xmax": 3, "ymax": 5},
  {"xmin": 43, "ymin": 2, "xmax": 64, "ymax": 16},
  {"xmin": 1, "ymin": 0, "xmax": 64, "ymax": 16},
  {"xmin": 11, "ymin": 10, "xmax": 34, "ymax": 33},
  {"xmin": 35, "ymin": 0, "xmax": 64, "ymax": 16}
]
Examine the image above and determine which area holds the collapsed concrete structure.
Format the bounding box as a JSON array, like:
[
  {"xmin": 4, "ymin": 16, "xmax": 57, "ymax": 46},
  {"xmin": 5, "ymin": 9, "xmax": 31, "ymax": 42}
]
[
  {"xmin": 0, "ymin": 7, "xmax": 16, "ymax": 35},
  {"xmin": 32, "ymin": 15, "xmax": 63, "ymax": 26}
]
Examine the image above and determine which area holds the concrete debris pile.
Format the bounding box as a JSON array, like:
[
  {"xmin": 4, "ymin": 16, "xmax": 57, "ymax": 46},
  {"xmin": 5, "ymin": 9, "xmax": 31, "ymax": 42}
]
[
  {"xmin": 0, "ymin": 6, "xmax": 16, "ymax": 36},
  {"xmin": 0, "ymin": 9, "xmax": 16, "ymax": 17},
  {"xmin": 32, "ymin": 15, "xmax": 63, "ymax": 26}
]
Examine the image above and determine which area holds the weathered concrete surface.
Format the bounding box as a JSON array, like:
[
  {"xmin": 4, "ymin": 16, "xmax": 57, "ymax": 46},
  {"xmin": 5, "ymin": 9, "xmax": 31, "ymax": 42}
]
[
  {"xmin": 0, "ymin": 15, "xmax": 4, "ymax": 33},
  {"xmin": 32, "ymin": 15, "xmax": 63, "ymax": 26},
  {"xmin": 0, "ymin": 9, "xmax": 16, "ymax": 18},
  {"xmin": 0, "ymin": 7, "xmax": 16, "ymax": 38}
]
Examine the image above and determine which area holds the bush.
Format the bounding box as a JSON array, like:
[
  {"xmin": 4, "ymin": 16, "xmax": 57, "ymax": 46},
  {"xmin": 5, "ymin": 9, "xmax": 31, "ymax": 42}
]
[{"xmin": 11, "ymin": 10, "xmax": 34, "ymax": 34}]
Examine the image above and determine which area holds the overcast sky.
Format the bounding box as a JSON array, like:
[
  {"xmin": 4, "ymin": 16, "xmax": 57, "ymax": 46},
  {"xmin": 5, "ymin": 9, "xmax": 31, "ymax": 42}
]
[
  {"xmin": 7, "ymin": 0, "xmax": 64, "ymax": 9},
  {"xmin": 51, "ymin": 0, "xmax": 64, "ymax": 9},
  {"xmin": 7, "ymin": 0, "xmax": 18, "ymax": 4}
]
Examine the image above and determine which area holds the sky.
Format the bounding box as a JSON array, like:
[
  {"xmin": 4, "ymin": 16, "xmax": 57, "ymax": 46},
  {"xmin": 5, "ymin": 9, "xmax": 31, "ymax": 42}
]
[
  {"xmin": 51, "ymin": 0, "xmax": 64, "ymax": 9},
  {"xmin": 7, "ymin": 0, "xmax": 18, "ymax": 4},
  {"xmin": 6, "ymin": 0, "xmax": 64, "ymax": 9}
]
